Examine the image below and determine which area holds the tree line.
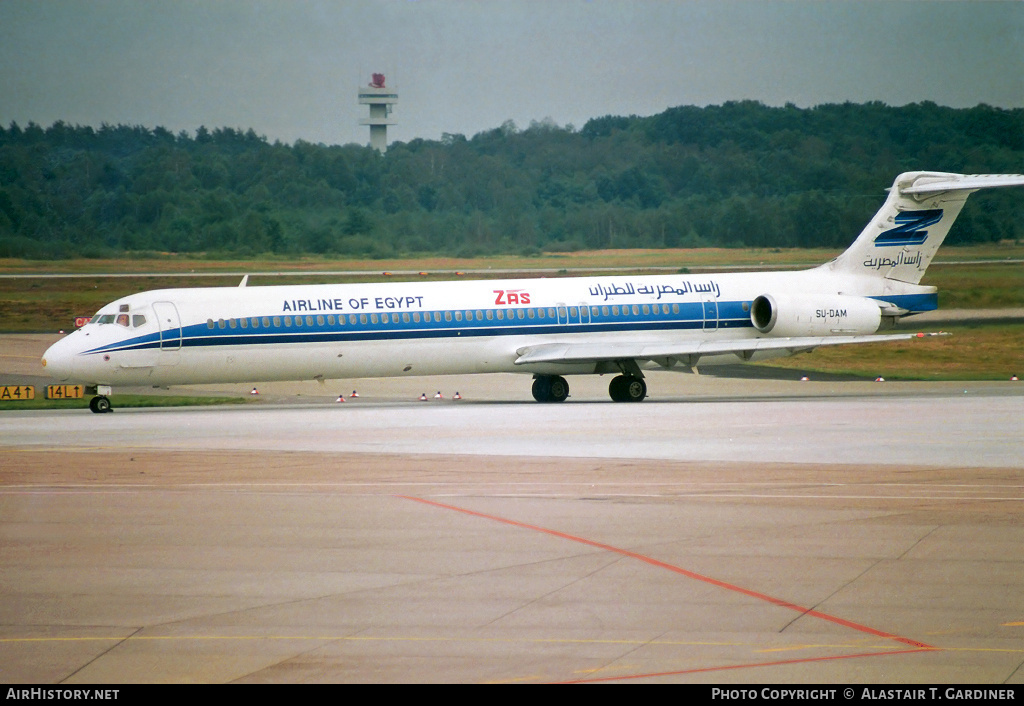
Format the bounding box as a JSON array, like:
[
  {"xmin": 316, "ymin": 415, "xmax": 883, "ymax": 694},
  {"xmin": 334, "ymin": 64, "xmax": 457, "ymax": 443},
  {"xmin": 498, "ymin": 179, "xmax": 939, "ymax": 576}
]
[{"xmin": 1, "ymin": 101, "xmax": 1021, "ymax": 259}]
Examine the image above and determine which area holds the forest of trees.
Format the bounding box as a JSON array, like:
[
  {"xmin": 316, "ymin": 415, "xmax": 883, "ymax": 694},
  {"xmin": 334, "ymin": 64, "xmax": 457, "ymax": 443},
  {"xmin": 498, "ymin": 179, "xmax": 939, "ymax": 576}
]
[{"xmin": 0, "ymin": 101, "xmax": 1021, "ymax": 259}]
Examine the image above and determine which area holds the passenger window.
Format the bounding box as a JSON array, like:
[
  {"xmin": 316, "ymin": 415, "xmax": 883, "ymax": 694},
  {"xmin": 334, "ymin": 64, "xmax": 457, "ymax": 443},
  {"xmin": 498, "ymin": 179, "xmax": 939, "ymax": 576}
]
[
  {"xmin": 412, "ymin": 313, "xmax": 420, "ymax": 323},
  {"xmin": 240, "ymin": 318, "xmax": 248, "ymax": 329},
  {"xmin": 485, "ymin": 310, "xmax": 493, "ymax": 320},
  {"xmin": 455, "ymin": 311, "xmax": 462, "ymax": 321},
  {"xmin": 642, "ymin": 305, "xmax": 650, "ymax": 315},
  {"xmin": 328, "ymin": 315, "xmax": 336, "ymax": 326},
  {"xmin": 294, "ymin": 316, "xmax": 302, "ymax": 327},
  {"xmin": 359, "ymin": 314, "xmax": 367, "ymax": 325},
  {"xmin": 207, "ymin": 319, "xmax": 215, "ymax": 329},
  {"xmin": 251, "ymin": 318, "xmax": 259, "ymax": 328},
  {"xmin": 284, "ymin": 317, "xmax": 292, "ymax": 327},
  {"xmin": 306, "ymin": 316, "xmax": 314, "ymax": 326},
  {"xmin": 218, "ymin": 319, "xmax": 226, "ymax": 329},
  {"xmin": 445, "ymin": 311, "xmax": 453, "ymax": 322},
  {"xmin": 370, "ymin": 314, "xmax": 378, "ymax": 324},
  {"xmin": 402, "ymin": 312, "xmax": 410, "ymax": 323},
  {"xmin": 229, "ymin": 319, "xmax": 237, "ymax": 329},
  {"xmin": 263, "ymin": 317, "xmax": 271, "ymax": 327},
  {"xmin": 273, "ymin": 317, "xmax": 281, "ymax": 327}
]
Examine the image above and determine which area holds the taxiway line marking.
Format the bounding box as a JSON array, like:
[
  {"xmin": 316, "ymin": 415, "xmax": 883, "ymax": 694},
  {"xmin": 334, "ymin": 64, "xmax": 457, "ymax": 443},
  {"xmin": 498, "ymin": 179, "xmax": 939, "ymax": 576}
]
[
  {"xmin": 554, "ymin": 647, "xmax": 936, "ymax": 684},
  {"xmin": 2, "ymin": 490, "xmax": 1021, "ymax": 503},
  {"xmin": 399, "ymin": 495, "xmax": 935, "ymax": 650},
  {"xmin": 0, "ymin": 635, "xmax": 906, "ymax": 649}
]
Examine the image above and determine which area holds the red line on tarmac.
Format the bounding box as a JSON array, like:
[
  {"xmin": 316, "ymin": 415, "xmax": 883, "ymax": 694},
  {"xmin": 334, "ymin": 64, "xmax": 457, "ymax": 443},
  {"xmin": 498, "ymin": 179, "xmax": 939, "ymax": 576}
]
[
  {"xmin": 555, "ymin": 647, "xmax": 936, "ymax": 684},
  {"xmin": 398, "ymin": 495, "xmax": 935, "ymax": 650}
]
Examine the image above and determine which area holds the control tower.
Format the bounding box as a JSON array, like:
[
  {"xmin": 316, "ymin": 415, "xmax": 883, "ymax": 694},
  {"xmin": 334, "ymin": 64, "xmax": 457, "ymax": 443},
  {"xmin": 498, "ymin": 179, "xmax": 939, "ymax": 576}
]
[{"xmin": 358, "ymin": 73, "xmax": 397, "ymax": 153}]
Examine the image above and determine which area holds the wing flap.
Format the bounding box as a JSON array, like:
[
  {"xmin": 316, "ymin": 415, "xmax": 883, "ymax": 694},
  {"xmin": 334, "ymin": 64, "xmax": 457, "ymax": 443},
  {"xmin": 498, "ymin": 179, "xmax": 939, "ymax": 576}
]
[{"xmin": 514, "ymin": 332, "xmax": 948, "ymax": 366}]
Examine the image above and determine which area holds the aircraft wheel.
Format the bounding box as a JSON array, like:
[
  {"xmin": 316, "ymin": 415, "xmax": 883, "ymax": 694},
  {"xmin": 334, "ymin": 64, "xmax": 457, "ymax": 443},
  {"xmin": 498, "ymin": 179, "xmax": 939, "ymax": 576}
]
[
  {"xmin": 531, "ymin": 377, "xmax": 551, "ymax": 402},
  {"xmin": 608, "ymin": 376, "xmax": 626, "ymax": 401},
  {"xmin": 624, "ymin": 376, "xmax": 647, "ymax": 402},
  {"xmin": 609, "ymin": 375, "xmax": 646, "ymax": 402},
  {"xmin": 547, "ymin": 376, "xmax": 569, "ymax": 402},
  {"xmin": 532, "ymin": 376, "xmax": 569, "ymax": 403},
  {"xmin": 89, "ymin": 396, "xmax": 112, "ymax": 414}
]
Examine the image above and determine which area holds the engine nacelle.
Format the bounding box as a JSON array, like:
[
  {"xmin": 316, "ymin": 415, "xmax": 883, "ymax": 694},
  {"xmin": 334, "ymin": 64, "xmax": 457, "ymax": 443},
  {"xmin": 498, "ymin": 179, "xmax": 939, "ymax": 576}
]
[{"xmin": 750, "ymin": 293, "xmax": 882, "ymax": 337}]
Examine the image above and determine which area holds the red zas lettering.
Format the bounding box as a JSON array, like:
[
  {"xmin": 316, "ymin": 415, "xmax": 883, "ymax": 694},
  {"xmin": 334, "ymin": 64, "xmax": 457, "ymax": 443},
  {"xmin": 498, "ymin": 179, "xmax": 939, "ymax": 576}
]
[{"xmin": 493, "ymin": 289, "xmax": 531, "ymax": 306}]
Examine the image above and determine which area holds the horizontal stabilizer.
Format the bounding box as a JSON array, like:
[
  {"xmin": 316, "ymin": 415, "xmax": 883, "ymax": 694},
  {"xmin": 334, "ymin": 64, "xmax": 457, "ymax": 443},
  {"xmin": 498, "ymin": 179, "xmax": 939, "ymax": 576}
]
[
  {"xmin": 515, "ymin": 332, "xmax": 949, "ymax": 367},
  {"xmin": 901, "ymin": 173, "xmax": 1024, "ymax": 194}
]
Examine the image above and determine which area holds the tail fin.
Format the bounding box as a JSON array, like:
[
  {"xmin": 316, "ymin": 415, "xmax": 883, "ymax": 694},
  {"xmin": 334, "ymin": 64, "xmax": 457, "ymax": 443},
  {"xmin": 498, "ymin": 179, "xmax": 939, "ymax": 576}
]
[{"xmin": 828, "ymin": 172, "xmax": 1024, "ymax": 284}]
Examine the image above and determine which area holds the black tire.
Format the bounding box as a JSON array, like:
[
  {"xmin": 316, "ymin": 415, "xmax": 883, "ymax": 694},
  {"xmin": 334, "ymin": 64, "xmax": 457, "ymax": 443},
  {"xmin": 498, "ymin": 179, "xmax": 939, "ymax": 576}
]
[
  {"xmin": 547, "ymin": 376, "xmax": 569, "ymax": 402},
  {"xmin": 90, "ymin": 396, "xmax": 112, "ymax": 414},
  {"xmin": 624, "ymin": 377, "xmax": 647, "ymax": 402},
  {"xmin": 608, "ymin": 375, "xmax": 626, "ymax": 402},
  {"xmin": 609, "ymin": 375, "xmax": 646, "ymax": 402},
  {"xmin": 533, "ymin": 376, "xmax": 569, "ymax": 403},
  {"xmin": 532, "ymin": 377, "xmax": 551, "ymax": 402}
]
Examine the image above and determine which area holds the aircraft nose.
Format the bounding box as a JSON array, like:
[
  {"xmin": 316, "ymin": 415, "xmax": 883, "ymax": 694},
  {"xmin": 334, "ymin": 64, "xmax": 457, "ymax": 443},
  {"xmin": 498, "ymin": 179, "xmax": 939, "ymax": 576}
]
[{"xmin": 41, "ymin": 336, "xmax": 77, "ymax": 381}]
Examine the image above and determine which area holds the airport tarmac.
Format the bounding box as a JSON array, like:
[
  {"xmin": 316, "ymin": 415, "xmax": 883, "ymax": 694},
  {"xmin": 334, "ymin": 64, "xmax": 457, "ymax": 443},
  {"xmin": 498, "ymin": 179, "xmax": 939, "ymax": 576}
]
[{"xmin": 2, "ymin": 336, "xmax": 1024, "ymax": 683}]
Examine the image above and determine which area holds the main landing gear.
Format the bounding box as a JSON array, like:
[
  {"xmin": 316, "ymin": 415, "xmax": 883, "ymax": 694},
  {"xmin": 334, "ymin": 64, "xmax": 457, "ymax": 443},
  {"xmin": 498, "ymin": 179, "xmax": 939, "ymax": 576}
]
[
  {"xmin": 608, "ymin": 375, "xmax": 646, "ymax": 402},
  {"xmin": 531, "ymin": 374, "xmax": 647, "ymax": 402},
  {"xmin": 532, "ymin": 375, "xmax": 570, "ymax": 403},
  {"xmin": 89, "ymin": 395, "xmax": 112, "ymax": 413}
]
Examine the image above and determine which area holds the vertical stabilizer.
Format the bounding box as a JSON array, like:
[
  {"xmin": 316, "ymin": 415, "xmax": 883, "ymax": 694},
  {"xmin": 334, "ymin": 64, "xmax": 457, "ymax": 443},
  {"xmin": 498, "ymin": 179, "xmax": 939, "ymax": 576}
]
[{"xmin": 827, "ymin": 172, "xmax": 1024, "ymax": 284}]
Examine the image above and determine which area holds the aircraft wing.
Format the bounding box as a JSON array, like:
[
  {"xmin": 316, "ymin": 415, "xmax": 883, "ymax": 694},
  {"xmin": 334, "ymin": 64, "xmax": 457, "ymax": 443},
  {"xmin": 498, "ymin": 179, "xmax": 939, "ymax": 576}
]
[{"xmin": 514, "ymin": 332, "xmax": 948, "ymax": 367}]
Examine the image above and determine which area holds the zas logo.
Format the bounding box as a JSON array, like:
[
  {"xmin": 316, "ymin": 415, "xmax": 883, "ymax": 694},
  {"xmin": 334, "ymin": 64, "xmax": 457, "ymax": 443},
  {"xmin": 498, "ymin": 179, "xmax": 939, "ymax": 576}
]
[
  {"xmin": 874, "ymin": 209, "xmax": 943, "ymax": 247},
  {"xmin": 493, "ymin": 289, "xmax": 530, "ymax": 305}
]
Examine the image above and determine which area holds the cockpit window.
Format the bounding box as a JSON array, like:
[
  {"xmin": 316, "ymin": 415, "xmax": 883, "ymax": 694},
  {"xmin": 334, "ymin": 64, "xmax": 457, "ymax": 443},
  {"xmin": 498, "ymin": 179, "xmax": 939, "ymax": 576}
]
[
  {"xmin": 116, "ymin": 314, "xmax": 130, "ymax": 327},
  {"xmin": 132, "ymin": 315, "xmax": 147, "ymax": 327},
  {"xmin": 93, "ymin": 314, "xmax": 116, "ymax": 325}
]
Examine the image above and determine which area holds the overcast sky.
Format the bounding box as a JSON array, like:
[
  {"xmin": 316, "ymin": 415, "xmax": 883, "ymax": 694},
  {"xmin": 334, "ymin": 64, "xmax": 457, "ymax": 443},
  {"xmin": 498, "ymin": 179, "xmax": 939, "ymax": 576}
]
[{"xmin": 2, "ymin": 1, "xmax": 1022, "ymax": 147}]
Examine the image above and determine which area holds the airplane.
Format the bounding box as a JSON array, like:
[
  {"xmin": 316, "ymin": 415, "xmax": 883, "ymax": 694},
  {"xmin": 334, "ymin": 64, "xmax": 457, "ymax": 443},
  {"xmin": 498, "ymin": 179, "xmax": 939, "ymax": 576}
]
[{"xmin": 41, "ymin": 171, "xmax": 1024, "ymax": 413}]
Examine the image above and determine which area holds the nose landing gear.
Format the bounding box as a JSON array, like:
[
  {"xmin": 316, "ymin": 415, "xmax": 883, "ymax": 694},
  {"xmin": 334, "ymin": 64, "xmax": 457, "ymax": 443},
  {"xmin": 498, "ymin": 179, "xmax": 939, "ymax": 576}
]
[{"xmin": 88, "ymin": 395, "xmax": 112, "ymax": 413}]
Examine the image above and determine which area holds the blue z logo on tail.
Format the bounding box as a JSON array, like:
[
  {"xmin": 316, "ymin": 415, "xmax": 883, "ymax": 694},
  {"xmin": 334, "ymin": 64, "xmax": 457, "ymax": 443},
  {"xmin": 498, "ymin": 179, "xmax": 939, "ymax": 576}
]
[{"xmin": 874, "ymin": 209, "xmax": 943, "ymax": 247}]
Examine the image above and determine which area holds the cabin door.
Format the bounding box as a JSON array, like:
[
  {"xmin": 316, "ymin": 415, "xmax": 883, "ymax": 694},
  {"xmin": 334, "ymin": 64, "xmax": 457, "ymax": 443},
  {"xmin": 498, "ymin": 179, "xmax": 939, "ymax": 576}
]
[
  {"xmin": 701, "ymin": 296, "xmax": 719, "ymax": 332},
  {"xmin": 153, "ymin": 302, "xmax": 182, "ymax": 358}
]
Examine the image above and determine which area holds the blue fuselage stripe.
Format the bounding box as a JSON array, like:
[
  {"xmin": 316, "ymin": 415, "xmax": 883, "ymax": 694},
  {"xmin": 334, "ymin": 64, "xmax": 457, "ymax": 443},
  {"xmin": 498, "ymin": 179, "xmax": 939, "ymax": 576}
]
[{"xmin": 84, "ymin": 304, "xmax": 754, "ymax": 355}]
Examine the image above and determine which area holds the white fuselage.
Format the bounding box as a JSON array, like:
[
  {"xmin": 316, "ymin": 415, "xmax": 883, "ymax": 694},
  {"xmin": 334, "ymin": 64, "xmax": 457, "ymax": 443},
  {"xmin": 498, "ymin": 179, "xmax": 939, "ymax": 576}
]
[{"xmin": 41, "ymin": 266, "xmax": 933, "ymax": 388}]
